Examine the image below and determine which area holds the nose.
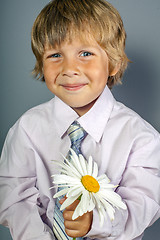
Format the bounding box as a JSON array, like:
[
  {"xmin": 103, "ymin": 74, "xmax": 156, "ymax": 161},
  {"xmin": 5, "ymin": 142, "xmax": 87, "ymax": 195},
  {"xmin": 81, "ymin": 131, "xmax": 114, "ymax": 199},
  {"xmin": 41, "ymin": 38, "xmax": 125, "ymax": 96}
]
[{"xmin": 61, "ymin": 58, "xmax": 80, "ymax": 77}]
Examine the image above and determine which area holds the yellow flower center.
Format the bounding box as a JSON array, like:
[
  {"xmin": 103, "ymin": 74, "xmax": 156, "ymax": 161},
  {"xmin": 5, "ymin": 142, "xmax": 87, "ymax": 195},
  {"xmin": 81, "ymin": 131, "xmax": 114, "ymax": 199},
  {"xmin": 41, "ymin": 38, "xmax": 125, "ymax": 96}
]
[{"xmin": 81, "ymin": 175, "xmax": 100, "ymax": 193}]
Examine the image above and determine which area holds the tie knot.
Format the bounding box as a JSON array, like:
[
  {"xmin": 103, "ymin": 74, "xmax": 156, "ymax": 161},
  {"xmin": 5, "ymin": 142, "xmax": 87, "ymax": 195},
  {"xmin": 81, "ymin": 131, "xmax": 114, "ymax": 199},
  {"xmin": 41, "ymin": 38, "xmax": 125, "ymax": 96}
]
[{"xmin": 67, "ymin": 121, "xmax": 87, "ymax": 155}]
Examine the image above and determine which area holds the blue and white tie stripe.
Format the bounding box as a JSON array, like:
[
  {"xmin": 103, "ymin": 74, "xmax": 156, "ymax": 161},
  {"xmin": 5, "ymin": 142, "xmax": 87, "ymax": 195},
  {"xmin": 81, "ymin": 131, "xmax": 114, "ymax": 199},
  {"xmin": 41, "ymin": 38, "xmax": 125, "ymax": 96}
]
[
  {"xmin": 67, "ymin": 122, "xmax": 87, "ymax": 155},
  {"xmin": 53, "ymin": 121, "xmax": 87, "ymax": 240}
]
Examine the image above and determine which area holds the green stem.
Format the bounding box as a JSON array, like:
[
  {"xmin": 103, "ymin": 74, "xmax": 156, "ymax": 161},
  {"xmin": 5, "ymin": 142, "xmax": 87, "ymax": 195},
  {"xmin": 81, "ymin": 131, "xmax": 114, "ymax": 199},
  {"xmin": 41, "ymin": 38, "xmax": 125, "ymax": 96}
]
[{"xmin": 73, "ymin": 238, "xmax": 76, "ymax": 240}]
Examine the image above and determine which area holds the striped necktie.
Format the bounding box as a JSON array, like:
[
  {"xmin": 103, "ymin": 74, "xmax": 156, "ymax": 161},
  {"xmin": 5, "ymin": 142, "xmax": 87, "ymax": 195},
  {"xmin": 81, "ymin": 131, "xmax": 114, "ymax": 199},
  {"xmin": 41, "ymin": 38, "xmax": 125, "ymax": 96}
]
[
  {"xmin": 53, "ymin": 121, "xmax": 87, "ymax": 240},
  {"xmin": 67, "ymin": 121, "xmax": 87, "ymax": 155}
]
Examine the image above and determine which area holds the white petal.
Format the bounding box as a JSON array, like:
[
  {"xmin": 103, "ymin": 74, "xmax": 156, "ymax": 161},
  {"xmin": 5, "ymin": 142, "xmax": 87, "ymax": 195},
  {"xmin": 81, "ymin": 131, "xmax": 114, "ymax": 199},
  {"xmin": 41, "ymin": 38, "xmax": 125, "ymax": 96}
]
[
  {"xmin": 80, "ymin": 190, "xmax": 90, "ymax": 212},
  {"xmin": 61, "ymin": 154, "xmax": 82, "ymax": 179},
  {"xmin": 51, "ymin": 160, "xmax": 64, "ymax": 168},
  {"xmin": 97, "ymin": 204, "xmax": 107, "ymax": 227},
  {"xmin": 87, "ymin": 156, "xmax": 93, "ymax": 175},
  {"xmin": 72, "ymin": 190, "xmax": 92, "ymax": 220},
  {"xmin": 88, "ymin": 193, "xmax": 95, "ymax": 212},
  {"xmin": 53, "ymin": 188, "xmax": 69, "ymax": 198},
  {"xmin": 72, "ymin": 204, "xmax": 81, "ymax": 220},
  {"xmin": 77, "ymin": 202, "xmax": 85, "ymax": 217},
  {"xmin": 52, "ymin": 159, "xmax": 78, "ymax": 178},
  {"xmin": 53, "ymin": 175, "xmax": 79, "ymax": 185},
  {"xmin": 60, "ymin": 194, "xmax": 80, "ymax": 211},
  {"xmin": 60, "ymin": 168, "xmax": 81, "ymax": 179},
  {"xmin": 67, "ymin": 185, "xmax": 83, "ymax": 197},
  {"xmin": 92, "ymin": 161, "xmax": 98, "ymax": 178},
  {"xmin": 99, "ymin": 194, "xmax": 115, "ymax": 212},
  {"xmin": 99, "ymin": 190, "xmax": 127, "ymax": 209},
  {"xmin": 72, "ymin": 200, "xmax": 85, "ymax": 220},
  {"xmin": 92, "ymin": 192, "xmax": 102, "ymax": 209},
  {"xmin": 105, "ymin": 205, "xmax": 115, "ymax": 221},
  {"xmin": 69, "ymin": 149, "xmax": 84, "ymax": 176},
  {"xmin": 79, "ymin": 154, "xmax": 87, "ymax": 175},
  {"xmin": 100, "ymin": 183, "xmax": 116, "ymax": 189},
  {"xmin": 96, "ymin": 192, "xmax": 115, "ymax": 221},
  {"xmin": 97, "ymin": 174, "xmax": 110, "ymax": 183}
]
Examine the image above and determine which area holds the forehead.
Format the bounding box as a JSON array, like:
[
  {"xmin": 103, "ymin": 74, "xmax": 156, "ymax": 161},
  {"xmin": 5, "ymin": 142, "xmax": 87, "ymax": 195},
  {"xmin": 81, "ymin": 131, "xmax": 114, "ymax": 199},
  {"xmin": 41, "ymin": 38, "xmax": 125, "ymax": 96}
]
[
  {"xmin": 45, "ymin": 26, "xmax": 101, "ymax": 49},
  {"xmin": 44, "ymin": 37, "xmax": 103, "ymax": 55}
]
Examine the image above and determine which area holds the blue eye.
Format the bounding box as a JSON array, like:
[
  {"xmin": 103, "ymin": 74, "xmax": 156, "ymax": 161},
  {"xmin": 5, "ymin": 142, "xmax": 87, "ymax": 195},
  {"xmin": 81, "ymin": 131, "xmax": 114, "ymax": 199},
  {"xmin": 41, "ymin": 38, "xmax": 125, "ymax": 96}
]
[
  {"xmin": 81, "ymin": 51, "xmax": 92, "ymax": 57},
  {"xmin": 49, "ymin": 53, "xmax": 61, "ymax": 58}
]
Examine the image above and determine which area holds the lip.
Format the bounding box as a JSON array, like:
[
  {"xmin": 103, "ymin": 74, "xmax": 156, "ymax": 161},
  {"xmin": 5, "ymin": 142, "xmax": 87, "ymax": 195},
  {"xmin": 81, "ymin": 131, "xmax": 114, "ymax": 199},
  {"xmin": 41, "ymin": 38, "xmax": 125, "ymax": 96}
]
[{"xmin": 61, "ymin": 84, "xmax": 87, "ymax": 91}]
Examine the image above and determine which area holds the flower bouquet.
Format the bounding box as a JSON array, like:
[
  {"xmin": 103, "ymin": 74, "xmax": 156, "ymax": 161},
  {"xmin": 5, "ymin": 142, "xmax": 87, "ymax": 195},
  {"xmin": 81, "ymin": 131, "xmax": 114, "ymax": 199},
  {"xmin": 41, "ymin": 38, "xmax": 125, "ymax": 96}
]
[{"xmin": 51, "ymin": 148, "xmax": 127, "ymax": 239}]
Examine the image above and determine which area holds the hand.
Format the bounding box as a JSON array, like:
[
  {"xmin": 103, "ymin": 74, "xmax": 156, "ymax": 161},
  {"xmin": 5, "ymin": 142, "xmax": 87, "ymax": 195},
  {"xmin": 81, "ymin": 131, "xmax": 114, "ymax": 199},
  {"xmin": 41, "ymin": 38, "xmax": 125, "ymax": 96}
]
[{"xmin": 60, "ymin": 197, "xmax": 93, "ymax": 238}]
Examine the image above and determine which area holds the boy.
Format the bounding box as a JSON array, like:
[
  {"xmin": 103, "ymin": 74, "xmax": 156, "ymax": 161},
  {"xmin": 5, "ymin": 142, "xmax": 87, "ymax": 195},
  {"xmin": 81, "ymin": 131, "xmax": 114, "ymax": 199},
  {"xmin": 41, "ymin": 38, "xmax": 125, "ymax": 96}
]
[{"xmin": 0, "ymin": 0, "xmax": 160, "ymax": 239}]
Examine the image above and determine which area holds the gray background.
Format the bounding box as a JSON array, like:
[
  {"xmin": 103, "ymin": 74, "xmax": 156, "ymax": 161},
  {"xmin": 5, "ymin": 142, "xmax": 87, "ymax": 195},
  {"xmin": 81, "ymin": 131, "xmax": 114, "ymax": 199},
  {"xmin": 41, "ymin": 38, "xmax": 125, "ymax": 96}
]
[{"xmin": 0, "ymin": 0, "xmax": 160, "ymax": 239}]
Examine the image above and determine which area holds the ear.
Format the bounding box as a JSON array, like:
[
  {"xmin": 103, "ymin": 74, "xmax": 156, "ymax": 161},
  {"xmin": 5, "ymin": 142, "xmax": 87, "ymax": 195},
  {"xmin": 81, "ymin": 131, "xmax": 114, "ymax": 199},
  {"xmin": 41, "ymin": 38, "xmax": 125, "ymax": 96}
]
[{"xmin": 109, "ymin": 63, "xmax": 120, "ymax": 77}]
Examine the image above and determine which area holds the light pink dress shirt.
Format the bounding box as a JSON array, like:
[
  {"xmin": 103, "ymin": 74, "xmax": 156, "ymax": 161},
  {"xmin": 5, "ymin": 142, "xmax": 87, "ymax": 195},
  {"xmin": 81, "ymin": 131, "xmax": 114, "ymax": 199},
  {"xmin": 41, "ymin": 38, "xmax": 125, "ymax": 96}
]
[{"xmin": 0, "ymin": 86, "xmax": 160, "ymax": 240}]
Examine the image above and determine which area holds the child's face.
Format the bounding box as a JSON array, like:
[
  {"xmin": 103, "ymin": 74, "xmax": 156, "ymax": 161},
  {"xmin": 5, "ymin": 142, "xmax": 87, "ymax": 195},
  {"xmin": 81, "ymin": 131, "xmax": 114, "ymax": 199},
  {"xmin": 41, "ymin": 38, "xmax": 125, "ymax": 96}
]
[{"xmin": 43, "ymin": 36, "xmax": 111, "ymax": 116}]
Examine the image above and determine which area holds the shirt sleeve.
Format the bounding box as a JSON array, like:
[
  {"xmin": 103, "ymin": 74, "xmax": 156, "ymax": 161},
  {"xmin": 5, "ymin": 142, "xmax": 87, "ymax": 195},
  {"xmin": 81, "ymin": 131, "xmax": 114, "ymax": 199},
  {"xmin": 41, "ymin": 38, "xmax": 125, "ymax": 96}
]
[
  {"xmin": 0, "ymin": 121, "xmax": 55, "ymax": 240},
  {"xmin": 86, "ymin": 135, "xmax": 160, "ymax": 240}
]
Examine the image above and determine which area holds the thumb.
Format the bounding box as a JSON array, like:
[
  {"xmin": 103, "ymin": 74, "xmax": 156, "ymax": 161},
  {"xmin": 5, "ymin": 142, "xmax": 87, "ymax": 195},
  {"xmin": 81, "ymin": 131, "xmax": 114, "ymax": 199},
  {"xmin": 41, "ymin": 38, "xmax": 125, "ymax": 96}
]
[{"xmin": 59, "ymin": 196, "xmax": 67, "ymax": 205}]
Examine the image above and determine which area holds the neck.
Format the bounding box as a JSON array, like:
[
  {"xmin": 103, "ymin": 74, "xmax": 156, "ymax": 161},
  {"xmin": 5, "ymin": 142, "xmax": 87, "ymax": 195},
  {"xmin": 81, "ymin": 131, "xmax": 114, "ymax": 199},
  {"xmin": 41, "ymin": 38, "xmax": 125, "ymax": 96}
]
[{"xmin": 72, "ymin": 99, "xmax": 98, "ymax": 116}]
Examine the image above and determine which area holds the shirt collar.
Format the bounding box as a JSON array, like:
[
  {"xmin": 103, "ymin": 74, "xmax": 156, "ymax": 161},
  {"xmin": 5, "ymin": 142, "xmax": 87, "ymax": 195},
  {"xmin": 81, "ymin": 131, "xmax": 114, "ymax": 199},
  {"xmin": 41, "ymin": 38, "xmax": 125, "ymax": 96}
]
[
  {"xmin": 78, "ymin": 86, "xmax": 114, "ymax": 142},
  {"xmin": 53, "ymin": 96, "xmax": 79, "ymax": 138},
  {"xmin": 53, "ymin": 86, "xmax": 114, "ymax": 142}
]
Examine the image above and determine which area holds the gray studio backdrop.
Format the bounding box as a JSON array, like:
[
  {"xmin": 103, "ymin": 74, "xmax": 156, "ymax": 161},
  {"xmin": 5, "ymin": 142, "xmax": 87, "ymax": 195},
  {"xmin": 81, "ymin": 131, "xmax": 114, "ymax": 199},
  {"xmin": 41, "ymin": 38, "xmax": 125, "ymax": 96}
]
[{"xmin": 0, "ymin": 0, "xmax": 160, "ymax": 239}]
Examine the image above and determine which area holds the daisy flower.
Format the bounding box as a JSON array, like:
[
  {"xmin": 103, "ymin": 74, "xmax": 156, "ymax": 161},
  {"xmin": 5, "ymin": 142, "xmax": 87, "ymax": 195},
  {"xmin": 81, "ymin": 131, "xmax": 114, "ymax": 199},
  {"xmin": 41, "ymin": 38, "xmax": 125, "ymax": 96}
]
[{"xmin": 51, "ymin": 148, "xmax": 127, "ymax": 226}]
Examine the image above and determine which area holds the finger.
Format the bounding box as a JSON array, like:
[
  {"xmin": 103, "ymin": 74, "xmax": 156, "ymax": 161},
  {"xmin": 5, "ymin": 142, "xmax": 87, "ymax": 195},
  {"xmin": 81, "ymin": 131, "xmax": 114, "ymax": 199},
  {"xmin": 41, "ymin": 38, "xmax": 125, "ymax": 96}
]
[
  {"xmin": 65, "ymin": 199, "xmax": 80, "ymax": 211},
  {"xmin": 65, "ymin": 229, "xmax": 81, "ymax": 238},
  {"xmin": 63, "ymin": 211, "xmax": 93, "ymax": 238},
  {"xmin": 64, "ymin": 219, "xmax": 80, "ymax": 230},
  {"xmin": 63, "ymin": 209, "xmax": 83, "ymax": 222},
  {"xmin": 59, "ymin": 196, "xmax": 67, "ymax": 205},
  {"xmin": 63, "ymin": 211, "xmax": 91, "ymax": 227},
  {"xmin": 63, "ymin": 210, "xmax": 73, "ymax": 220}
]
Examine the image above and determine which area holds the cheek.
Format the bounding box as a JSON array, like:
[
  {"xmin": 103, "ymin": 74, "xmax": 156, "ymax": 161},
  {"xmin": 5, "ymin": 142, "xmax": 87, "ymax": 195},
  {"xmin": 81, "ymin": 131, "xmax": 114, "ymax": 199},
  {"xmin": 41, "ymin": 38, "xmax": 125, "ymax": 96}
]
[
  {"xmin": 43, "ymin": 70, "xmax": 57, "ymax": 93},
  {"xmin": 85, "ymin": 60, "xmax": 109, "ymax": 82},
  {"xmin": 99, "ymin": 63, "xmax": 109, "ymax": 84},
  {"xmin": 91, "ymin": 68, "xmax": 108, "ymax": 86},
  {"xmin": 43, "ymin": 66, "xmax": 57, "ymax": 84}
]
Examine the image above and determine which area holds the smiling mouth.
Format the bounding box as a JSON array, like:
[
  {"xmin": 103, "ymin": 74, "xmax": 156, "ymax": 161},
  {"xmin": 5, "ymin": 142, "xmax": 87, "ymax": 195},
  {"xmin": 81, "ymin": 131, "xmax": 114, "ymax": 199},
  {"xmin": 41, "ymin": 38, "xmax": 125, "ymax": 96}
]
[{"xmin": 61, "ymin": 84, "xmax": 87, "ymax": 91}]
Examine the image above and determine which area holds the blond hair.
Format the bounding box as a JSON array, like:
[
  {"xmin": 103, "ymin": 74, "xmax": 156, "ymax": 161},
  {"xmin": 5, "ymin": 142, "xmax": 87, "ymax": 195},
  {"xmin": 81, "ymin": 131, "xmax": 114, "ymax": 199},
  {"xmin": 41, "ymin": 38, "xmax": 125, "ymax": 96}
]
[{"xmin": 31, "ymin": 0, "xmax": 129, "ymax": 88}]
